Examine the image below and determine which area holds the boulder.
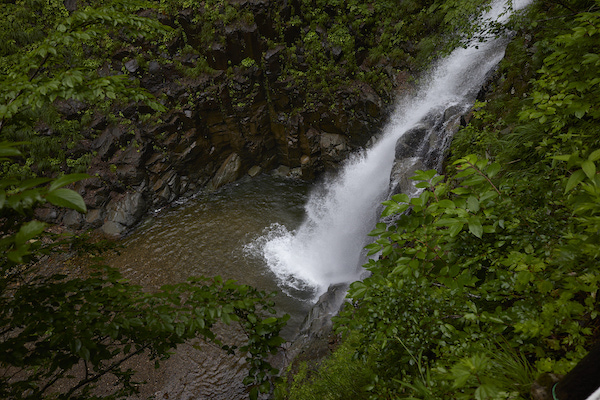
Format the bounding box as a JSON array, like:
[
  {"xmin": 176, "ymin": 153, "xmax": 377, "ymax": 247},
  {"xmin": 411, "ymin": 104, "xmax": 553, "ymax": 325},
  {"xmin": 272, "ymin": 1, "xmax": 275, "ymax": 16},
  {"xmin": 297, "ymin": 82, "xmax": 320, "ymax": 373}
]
[
  {"xmin": 63, "ymin": 209, "xmax": 84, "ymax": 229},
  {"xmin": 248, "ymin": 165, "xmax": 262, "ymax": 177},
  {"xmin": 272, "ymin": 165, "xmax": 290, "ymax": 177},
  {"xmin": 101, "ymin": 191, "xmax": 147, "ymax": 236},
  {"xmin": 85, "ymin": 208, "xmax": 105, "ymax": 227},
  {"xmin": 206, "ymin": 153, "xmax": 242, "ymax": 191}
]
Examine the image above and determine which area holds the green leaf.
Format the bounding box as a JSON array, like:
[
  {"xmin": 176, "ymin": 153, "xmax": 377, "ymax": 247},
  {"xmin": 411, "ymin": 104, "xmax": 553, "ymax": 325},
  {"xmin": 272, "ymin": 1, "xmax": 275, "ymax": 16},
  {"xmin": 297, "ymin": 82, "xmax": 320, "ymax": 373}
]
[
  {"xmin": 581, "ymin": 160, "xmax": 596, "ymax": 180},
  {"xmin": 18, "ymin": 177, "xmax": 52, "ymax": 190},
  {"xmin": 46, "ymin": 188, "xmax": 87, "ymax": 213},
  {"xmin": 7, "ymin": 245, "xmax": 30, "ymax": 264},
  {"xmin": 452, "ymin": 187, "xmax": 471, "ymax": 195},
  {"xmin": 537, "ymin": 280, "xmax": 553, "ymax": 294},
  {"xmin": 48, "ymin": 173, "xmax": 89, "ymax": 192},
  {"xmin": 462, "ymin": 174, "xmax": 487, "ymax": 186},
  {"xmin": 365, "ymin": 243, "xmax": 381, "ymax": 256},
  {"xmin": 80, "ymin": 346, "xmax": 91, "ymax": 361},
  {"xmin": 437, "ymin": 199, "xmax": 456, "ymax": 209},
  {"xmin": 349, "ymin": 282, "xmax": 368, "ymax": 299},
  {"xmin": 475, "ymin": 383, "xmax": 500, "ymax": 400},
  {"xmin": 485, "ymin": 162, "xmax": 501, "ymax": 178},
  {"xmin": 451, "ymin": 364, "xmax": 472, "ymax": 388},
  {"xmin": 455, "ymin": 168, "xmax": 477, "ymax": 178},
  {"xmin": 249, "ymin": 387, "xmax": 258, "ymax": 400},
  {"xmin": 552, "ymin": 154, "xmax": 572, "ymax": 162},
  {"xmin": 516, "ymin": 270, "xmax": 533, "ymax": 285},
  {"xmin": 589, "ymin": 149, "xmax": 600, "ymax": 162},
  {"xmin": 381, "ymin": 202, "xmax": 410, "ymax": 217},
  {"xmin": 382, "ymin": 245, "xmax": 393, "ymax": 257},
  {"xmin": 565, "ymin": 169, "xmax": 586, "ymax": 193},
  {"xmin": 467, "ymin": 196, "xmax": 480, "ymax": 212},
  {"xmin": 391, "ymin": 193, "xmax": 409, "ymax": 203},
  {"xmin": 449, "ymin": 221, "xmax": 465, "ymax": 237},
  {"xmin": 15, "ymin": 220, "xmax": 47, "ymax": 246},
  {"xmin": 0, "ymin": 143, "xmax": 23, "ymax": 158},
  {"xmin": 479, "ymin": 190, "xmax": 498, "ymax": 203},
  {"xmin": 468, "ymin": 216, "xmax": 483, "ymax": 238}
]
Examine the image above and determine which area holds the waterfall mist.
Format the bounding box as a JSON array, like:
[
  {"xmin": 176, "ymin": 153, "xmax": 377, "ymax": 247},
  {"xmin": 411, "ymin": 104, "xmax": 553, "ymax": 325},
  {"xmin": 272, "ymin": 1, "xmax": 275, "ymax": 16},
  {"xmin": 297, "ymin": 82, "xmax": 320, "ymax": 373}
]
[{"xmin": 252, "ymin": 0, "xmax": 533, "ymax": 300}]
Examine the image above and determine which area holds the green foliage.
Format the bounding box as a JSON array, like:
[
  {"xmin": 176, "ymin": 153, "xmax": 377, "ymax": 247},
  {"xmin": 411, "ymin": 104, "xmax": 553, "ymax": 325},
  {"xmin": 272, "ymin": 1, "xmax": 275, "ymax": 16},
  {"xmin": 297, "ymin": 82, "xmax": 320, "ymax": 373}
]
[
  {"xmin": 274, "ymin": 333, "xmax": 375, "ymax": 400},
  {"xmin": 332, "ymin": 152, "xmax": 597, "ymax": 397},
  {"xmin": 277, "ymin": 0, "xmax": 491, "ymax": 99},
  {"xmin": 0, "ymin": 2, "xmax": 166, "ymax": 116},
  {"xmin": 158, "ymin": 0, "xmax": 500, "ymax": 112},
  {"xmin": 0, "ymin": 0, "xmax": 168, "ymax": 175},
  {"xmin": 1, "ymin": 265, "xmax": 287, "ymax": 399}
]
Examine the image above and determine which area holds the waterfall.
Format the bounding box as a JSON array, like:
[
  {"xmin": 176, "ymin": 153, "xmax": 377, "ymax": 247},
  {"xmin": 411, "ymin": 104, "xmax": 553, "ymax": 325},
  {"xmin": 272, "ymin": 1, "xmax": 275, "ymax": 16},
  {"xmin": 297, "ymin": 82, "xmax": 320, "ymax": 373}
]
[{"xmin": 255, "ymin": 0, "xmax": 532, "ymax": 300}]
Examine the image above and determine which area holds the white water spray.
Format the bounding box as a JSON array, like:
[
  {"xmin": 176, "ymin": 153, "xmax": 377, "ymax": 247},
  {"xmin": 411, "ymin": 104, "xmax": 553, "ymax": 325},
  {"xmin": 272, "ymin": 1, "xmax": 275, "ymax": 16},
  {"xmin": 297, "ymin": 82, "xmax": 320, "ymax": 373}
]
[{"xmin": 254, "ymin": 0, "xmax": 532, "ymax": 300}]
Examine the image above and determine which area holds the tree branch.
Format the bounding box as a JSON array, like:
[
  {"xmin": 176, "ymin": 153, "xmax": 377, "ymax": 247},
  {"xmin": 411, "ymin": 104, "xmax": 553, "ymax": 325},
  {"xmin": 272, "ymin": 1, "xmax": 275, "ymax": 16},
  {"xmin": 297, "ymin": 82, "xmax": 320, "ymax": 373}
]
[{"xmin": 64, "ymin": 343, "xmax": 151, "ymax": 398}]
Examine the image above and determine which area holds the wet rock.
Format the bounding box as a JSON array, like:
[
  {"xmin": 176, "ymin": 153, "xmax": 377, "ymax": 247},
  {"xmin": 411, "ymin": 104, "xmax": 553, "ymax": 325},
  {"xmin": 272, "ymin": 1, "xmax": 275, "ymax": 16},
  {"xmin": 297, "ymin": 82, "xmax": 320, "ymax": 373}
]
[
  {"xmin": 300, "ymin": 284, "xmax": 349, "ymax": 337},
  {"xmin": 359, "ymin": 83, "xmax": 383, "ymax": 118},
  {"xmin": 101, "ymin": 221, "xmax": 127, "ymax": 237},
  {"xmin": 102, "ymin": 191, "xmax": 147, "ymax": 236},
  {"xmin": 34, "ymin": 207, "xmax": 58, "ymax": 222},
  {"xmin": 124, "ymin": 59, "xmax": 139, "ymax": 73},
  {"xmin": 93, "ymin": 125, "xmax": 125, "ymax": 160},
  {"xmin": 389, "ymin": 105, "xmax": 469, "ymax": 197},
  {"xmin": 110, "ymin": 144, "xmax": 149, "ymax": 186},
  {"xmin": 248, "ymin": 165, "xmax": 262, "ymax": 177},
  {"xmin": 148, "ymin": 60, "xmax": 161, "ymax": 75},
  {"xmin": 207, "ymin": 153, "xmax": 242, "ymax": 191},
  {"xmin": 320, "ymin": 132, "xmax": 349, "ymax": 164},
  {"xmin": 290, "ymin": 167, "xmax": 302, "ymax": 178},
  {"xmin": 265, "ymin": 45, "xmax": 285, "ymax": 77},
  {"xmin": 389, "ymin": 157, "xmax": 426, "ymax": 197},
  {"xmin": 272, "ymin": 165, "xmax": 290, "ymax": 177},
  {"xmin": 275, "ymin": 284, "xmax": 349, "ymax": 371},
  {"xmin": 152, "ymin": 170, "xmax": 178, "ymax": 203},
  {"xmin": 64, "ymin": 0, "xmax": 77, "ymax": 12},
  {"xmin": 55, "ymin": 99, "xmax": 86, "ymax": 119},
  {"xmin": 225, "ymin": 23, "xmax": 262, "ymax": 65},
  {"xmin": 395, "ymin": 124, "xmax": 429, "ymax": 159},
  {"xmin": 85, "ymin": 208, "xmax": 105, "ymax": 227},
  {"xmin": 54, "ymin": 0, "xmax": 403, "ymax": 236},
  {"xmin": 63, "ymin": 209, "xmax": 84, "ymax": 229},
  {"xmin": 207, "ymin": 43, "xmax": 229, "ymax": 70}
]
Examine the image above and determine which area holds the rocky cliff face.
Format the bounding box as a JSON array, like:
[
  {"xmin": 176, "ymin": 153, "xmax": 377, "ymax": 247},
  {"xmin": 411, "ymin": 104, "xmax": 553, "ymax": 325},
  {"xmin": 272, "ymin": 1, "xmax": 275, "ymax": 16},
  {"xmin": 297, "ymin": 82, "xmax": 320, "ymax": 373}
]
[{"xmin": 46, "ymin": 1, "xmax": 407, "ymax": 236}]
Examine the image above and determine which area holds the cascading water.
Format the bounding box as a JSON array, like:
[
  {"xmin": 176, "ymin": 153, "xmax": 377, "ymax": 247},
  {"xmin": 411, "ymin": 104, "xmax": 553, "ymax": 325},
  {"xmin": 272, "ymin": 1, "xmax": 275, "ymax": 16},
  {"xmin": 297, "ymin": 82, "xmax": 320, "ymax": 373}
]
[{"xmin": 255, "ymin": 0, "xmax": 532, "ymax": 300}]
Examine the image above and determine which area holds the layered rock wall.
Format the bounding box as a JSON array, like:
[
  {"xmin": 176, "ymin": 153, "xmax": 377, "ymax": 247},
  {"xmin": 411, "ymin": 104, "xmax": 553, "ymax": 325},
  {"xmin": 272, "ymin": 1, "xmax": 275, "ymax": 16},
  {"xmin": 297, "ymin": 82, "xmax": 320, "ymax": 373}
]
[{"xmin": 49, "ymin": 1, "xmax": 398, "ymax": 236}]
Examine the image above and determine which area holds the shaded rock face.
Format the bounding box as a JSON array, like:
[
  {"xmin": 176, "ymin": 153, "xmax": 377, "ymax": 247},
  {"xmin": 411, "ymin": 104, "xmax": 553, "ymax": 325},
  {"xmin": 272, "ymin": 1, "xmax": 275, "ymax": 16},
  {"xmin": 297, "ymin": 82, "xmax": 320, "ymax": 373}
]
[
  {"xmin": 273, "ymin": 283, "xmax": 349, "ymax": 372},
  {"xmin": 206, "ymin": 152, "xmax": 242, "ymax": 191},
  {"xmin": 388, "ymin": 104, "xmax": 466, "ymax": 197},
  {"xmin": 50, "ymin": 0, "xmax": 396, "ymax": 236}
]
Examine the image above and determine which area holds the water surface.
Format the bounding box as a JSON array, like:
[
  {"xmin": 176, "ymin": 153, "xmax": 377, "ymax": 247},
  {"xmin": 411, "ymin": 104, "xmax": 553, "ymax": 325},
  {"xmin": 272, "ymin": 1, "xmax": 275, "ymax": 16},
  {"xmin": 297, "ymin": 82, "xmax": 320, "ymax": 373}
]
[{"xmin": 108, "ymin": 174, "xmax": 313, "ymax": 399}]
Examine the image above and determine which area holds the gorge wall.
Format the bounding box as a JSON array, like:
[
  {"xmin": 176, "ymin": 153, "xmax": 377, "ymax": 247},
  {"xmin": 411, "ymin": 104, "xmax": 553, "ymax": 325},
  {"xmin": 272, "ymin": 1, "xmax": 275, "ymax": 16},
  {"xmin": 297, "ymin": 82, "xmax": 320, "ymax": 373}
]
[{"xmin": 38, "ymin": 0, "xmax": 421, "ymax": 236}]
